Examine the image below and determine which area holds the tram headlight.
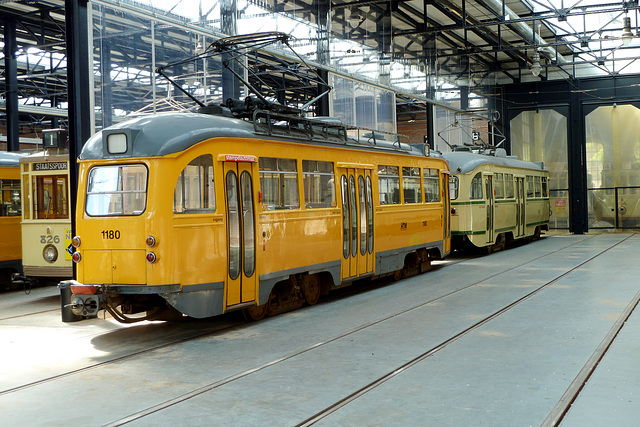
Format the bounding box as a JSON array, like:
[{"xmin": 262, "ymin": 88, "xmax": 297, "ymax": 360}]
[
  {"xmin": 146, "ymin": 252, "xmax": 157, "ymax": 263},
  {"xmin": 72, "ymin": 252, "xmax": 82, "ymax": 263},
  {"xmin": 71, "ymin": 236, "xmax": 81, "ymax": 248},
  {"xmin": 43, "ymin": 245, "xmax": 58, "ymax": 263}
]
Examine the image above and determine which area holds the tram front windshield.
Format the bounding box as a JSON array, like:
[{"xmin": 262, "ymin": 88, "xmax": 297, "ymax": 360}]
[{"xmin": 85, "ymin": 165, "xmax": 147, "ymax": 216}]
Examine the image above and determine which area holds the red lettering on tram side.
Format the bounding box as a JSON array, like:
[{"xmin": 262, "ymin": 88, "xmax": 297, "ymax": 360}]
[{"xmin": 225, "ymin": 154, "xmax": 256, "ymax": 162}]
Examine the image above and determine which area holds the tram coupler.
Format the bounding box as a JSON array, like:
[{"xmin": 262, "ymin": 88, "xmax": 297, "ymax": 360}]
[{"xmin": 59, "ymin": 280, "xmax": 101, "ymax": 322}]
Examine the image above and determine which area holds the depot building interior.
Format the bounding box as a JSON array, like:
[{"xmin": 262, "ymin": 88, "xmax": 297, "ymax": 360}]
[{"xmin": 1, "ymin": 0, "xmax": 640, "ymax": 234}]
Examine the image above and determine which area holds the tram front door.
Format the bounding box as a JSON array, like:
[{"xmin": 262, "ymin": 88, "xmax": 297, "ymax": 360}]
[
  {"xmin": 516, "ymin": 177, "xmax": 526, "ymax": 237},
  {"xmin": 224, "ymin": 161, "xmax": 257, "ymax": 307},
  {"xmin": 338, "ymin": 167, "xmax": 374, "ymax": 281},
  {"xmin": 485, "ymin": 174, "xmax": 494, "ymax": 244}
]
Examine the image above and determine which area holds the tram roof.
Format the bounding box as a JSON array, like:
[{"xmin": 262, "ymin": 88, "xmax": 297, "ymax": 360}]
[
  {"xmin": 80, "ymin": 112, "xmax": 428, "ymax": 161},
  {"xmin": 0, "ymin": 151, "xmax": 27, "ymax": 167},
  {"xmin": 441, "ymin": 150, "xmax": 546, "ymax": 175}
]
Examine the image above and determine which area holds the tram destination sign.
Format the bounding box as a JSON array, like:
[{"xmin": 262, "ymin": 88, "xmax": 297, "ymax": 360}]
[{"xmin": 34, "ymin": 162, "xmax": 68, "ymax": 171}]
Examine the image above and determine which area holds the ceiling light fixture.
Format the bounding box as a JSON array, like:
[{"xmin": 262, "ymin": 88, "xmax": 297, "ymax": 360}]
[
  {"xmin": 531, "ymin": 52, "xmax": 542, "ymax": 77},
  {"xmin": 621, "ymin": 16, "xmax": 634, "ymax": 45}
]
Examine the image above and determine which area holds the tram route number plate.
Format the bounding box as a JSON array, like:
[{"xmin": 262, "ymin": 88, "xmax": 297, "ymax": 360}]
[{"xmin": 34, "ymin": 162, "xmax": 68, "ymax": 171}]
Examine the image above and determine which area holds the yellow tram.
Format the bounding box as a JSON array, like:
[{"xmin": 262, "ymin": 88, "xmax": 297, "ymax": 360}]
[
  {"xmin": 18, "ymin": 130, "xmax": 73, "ymax": 283},
  {"xmin": 68, "ymin": 111, "xmax": 451, "ymax": 321},
  {"xmin": 443, "ymin": 148, "xmax": 550, "ymax": 252},
  {"xmin": 0, "ymin": 152, "xmax": 25, "ymax": 285}
]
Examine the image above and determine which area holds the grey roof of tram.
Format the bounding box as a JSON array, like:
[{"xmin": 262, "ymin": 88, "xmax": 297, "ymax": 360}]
[
  {"xmin": 442, "ymin": 150, "xmax": 546, "ymax": 174},
  {"xmin": 79, "ymin": 112, "xmax": 425, "ymax": 161}
]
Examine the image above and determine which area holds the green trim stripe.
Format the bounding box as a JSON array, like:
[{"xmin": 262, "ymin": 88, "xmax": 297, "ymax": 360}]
[
  {"xmin": 495, "ymin": 226, "xmax": 516, "ymax": 233},
  {"xmin": 451, "ymin": 201, "xmax": 485, "ymax": 206}
]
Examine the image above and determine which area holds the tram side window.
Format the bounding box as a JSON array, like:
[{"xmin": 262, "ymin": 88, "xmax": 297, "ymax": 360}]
[
  {"xmin": 378, "ymin": 165, "xmax": 400, "ymax": 204},
  {"xmin": 259, "ymin": 157, "xmax": 299, "ymax": 210},
  {"xmin": 494, "ymin": 173, "xmax": 504, "ymax": 199},
  {"xmin": 535, "ymin": 176, "xmax": 542, "ymax": 198},
  {"xmin": 505, "ymin": 174, "xmax": 515, "ymax": 199},
  {"xmin": 0, "ymin": 179, "xmax": 20, "ymax": 216},
  {"xmin": 542, "ymin": 177, "xmax": 549, "ymax": 198},
  {"xmin": 33, "ymin": 175, "xmax": 69, "ymax": 219},
  {"xmin": 86, "ymin": 165, "xmax": 147, "ymax": 216},
  {"xmin": 173, "ymin": 155, "xmax": 215, "ymax": 213},
  {"xmin": 449, "ymin": 176, "xmax": 459, "ymax": 200},
  {"xmin": 402, "ymin": 167, "xmax": 422, "ymax": 204},
  {"xmin": 526, "ymin": 175, "xmax": 535, "ymax": 198},
  {"xmin": 424, "ymin": 168, "xmax": 440, "ymax": 202},
  {"xmin": 469, "ymin": 172, "xmax": 482, "ymax": 200},
  {"xmin": 302, "ymin": 160, "xmax": 335, "ymax": 208}
]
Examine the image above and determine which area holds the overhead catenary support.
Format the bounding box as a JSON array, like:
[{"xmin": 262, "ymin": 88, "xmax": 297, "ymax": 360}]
[{"xmin": 3, "ymin": 18, "xmax": 19, "ymax": 152}]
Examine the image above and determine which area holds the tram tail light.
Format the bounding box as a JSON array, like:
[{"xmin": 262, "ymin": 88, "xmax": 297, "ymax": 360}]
[
  {"xmin": 145, "ymin": 235, "xmax": 156, "ymax": 247},
  {"xmin": 146, "ymin": 252, "xmax": 157, "ymax": 263},
  {"xmin": 71, "ymin": 236, "xmax": 81, "ymax": 248},
  {"xmin": 72, "ymin": 252, "xmax": 82, "ymax": 263},
  {"xmin": 71, "ymin": 284, "xmax": 98, "ymax": 295},
  {"xmin": 451, "ymin": 207, "xmax": 457, "ymax": 215}
]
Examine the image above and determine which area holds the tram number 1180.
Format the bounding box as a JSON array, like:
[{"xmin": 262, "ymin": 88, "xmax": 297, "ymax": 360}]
[{"xmin": 101, "ymin": 230, "xmax": 121, "ymax": 240}]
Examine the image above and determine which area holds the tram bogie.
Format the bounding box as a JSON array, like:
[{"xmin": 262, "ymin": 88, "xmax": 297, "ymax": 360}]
[{"xmin": 443, "ymin": 148, "xmax": 550, "ymax": 252}]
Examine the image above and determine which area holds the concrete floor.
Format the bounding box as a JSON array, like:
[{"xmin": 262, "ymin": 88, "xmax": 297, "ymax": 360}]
[{"xmin": 0, "ymin": 233, "xmax": 638, "ymax": 426}]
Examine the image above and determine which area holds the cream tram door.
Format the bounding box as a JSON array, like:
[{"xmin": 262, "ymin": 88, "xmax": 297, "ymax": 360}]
[
  {"xmin": 485, "ymin": 174, "xmax": 494, "ymax": 244},
  {"xmin": 516, "ymin": 177, "xmax": 526, "ymax": 237},
  {"xmin": 224, "ymin": 161, "xmax": 257, "ymax": 307},
  {"xmin": 442, "ymin": 171, "xmax": 451, "ymax": 254},
  {"xmin": 339, "ymin": 167, "xmax": 374, "ymax": 280}
]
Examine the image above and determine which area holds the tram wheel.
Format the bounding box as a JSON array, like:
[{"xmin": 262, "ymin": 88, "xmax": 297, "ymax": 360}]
[
  {"xmin": 243, "ymin": 303, "xmax": 268, "ymax": 321},
  {"xmin": 302, "ymin": 275, "xmax": 321, "ymax": 306}
]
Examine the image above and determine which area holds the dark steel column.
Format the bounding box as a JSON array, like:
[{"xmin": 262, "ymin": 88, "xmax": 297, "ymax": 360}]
[
  {"xmin": 3, "ymin": 18, "xmax": 20, "ymax": 152},
  {"xmin": 568, "ymin": 80, "xmax": 587, "ymax": 234},
  {"xmin": 65, "ymin": 0, "xmax": 92, "ymax": 263},
  {"xmin": 315, "ymin": 0, "xmax": 330, "ymax": 117},
  {"xmin": 221, "ymin": 0, "xmax": 240, "ymax": 100}
]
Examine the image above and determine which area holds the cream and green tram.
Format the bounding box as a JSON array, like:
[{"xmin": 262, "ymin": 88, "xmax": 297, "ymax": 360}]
[
  {"xmin": 66, "ymin": 111, "xmax": 451, "ymax": 322},
  {"xmin": 443, "ymin": 149, "xmax": 550, "ymax": 251},
  {"xmin": 19, "ymin": 146, "xmax": 73, "ymax": 283}
]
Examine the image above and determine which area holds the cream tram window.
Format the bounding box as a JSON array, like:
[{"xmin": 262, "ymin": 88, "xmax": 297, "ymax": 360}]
[
  {"xmin": 526, "ymin": 175, "xmax": 535, "ymax": 198},
  {"xmin": 259, "ymin": 157, "xmax": 299, "ymax": 210},
  {"xmin": 505, "ymin": 174, "xmax": 515, "ymax": 199},
  {"xmin": 302, "ymin": 160, "xmax": 335, "ymax": 208},
  {"xmin": 33, "ymin": 175, "xmax": 68, "ymax": 219},
  {"xmin": 86, "ymin": 165, "xmax": 147, "ymax": 216},
  {"xmin": 494, "ymin": 173, "xmax": 504, "ymax": 199},
  {"xmin": 0, "ymin": 179, "xmax": 20, "ymax": 216},
  {"xmin": 542, "ymin": 177, "xmax": 549, "ymax": 198},
  {"xmin": 402, "ymin": 167, "xmax": 421, "ymax": 204},
  {"xmin": 535, "ymin": 176, "xmax": 542, "ymax": 198},
  {"xmin": 449, "ymin": 176, "xmax": 459, "ymax": 200},
  {"xmin": 424, "ymin": 168, "xmax": 440, "ymax": 202},
  {"xmin": 174, "ymin": 155, "xmax": 215, "ymax": 213},
  {"xmin": 378, "ymin": 165, "xmax": 400, "ymax": 204},
  {"xmin": 470, "ymin": 172, "xmax": 483, "ymax": 200}
]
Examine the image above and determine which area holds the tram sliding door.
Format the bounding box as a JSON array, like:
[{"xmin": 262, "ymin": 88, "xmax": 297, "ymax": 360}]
[
  {"xmin": 224, "ymin": 162, "xmax": 257, "ymax": 307},
  {"xmin": 516, "ymin": 177, "xmax": 526, "ymax": 237},
  {"xmin": 339, "ymin": 168, "xmax": 374, "ymax": 280},
  {"xmin": 485, "ymin": 174, "xmax": 494, "ymax": 244}
]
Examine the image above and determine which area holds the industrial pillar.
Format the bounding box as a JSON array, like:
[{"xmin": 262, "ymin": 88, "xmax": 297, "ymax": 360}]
[
  {"xmin": 221, "ymin": 0, "xmax": 240, "ymax": 101},
  {"xmin": 3, "ymin": 18, "xmax": 20, "ymax": 152},
  {"xmin": 63, "ymin": 0, "xmax": 92, "ymax": 323}
]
